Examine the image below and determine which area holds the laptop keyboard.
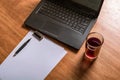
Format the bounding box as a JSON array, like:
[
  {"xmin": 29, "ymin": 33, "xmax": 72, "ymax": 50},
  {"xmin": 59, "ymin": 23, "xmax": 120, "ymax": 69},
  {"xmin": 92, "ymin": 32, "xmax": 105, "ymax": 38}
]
[{"xmin": 38, "ymin": 0, "xmax": 92, "ymax": 34}]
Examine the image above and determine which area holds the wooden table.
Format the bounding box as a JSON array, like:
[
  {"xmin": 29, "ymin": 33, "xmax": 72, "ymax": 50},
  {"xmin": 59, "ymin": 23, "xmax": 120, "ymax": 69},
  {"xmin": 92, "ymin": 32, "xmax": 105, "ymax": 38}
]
[{"xmin": 0, "ymin": 0, "xmax": 120, "ymax": 80}]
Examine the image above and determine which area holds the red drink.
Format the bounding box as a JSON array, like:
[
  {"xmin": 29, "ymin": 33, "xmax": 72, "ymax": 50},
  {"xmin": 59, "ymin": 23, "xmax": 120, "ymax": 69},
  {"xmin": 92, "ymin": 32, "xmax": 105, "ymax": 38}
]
[{"xmin": 85, "ymin": 37, "xmax": 102, "ymax": 60}]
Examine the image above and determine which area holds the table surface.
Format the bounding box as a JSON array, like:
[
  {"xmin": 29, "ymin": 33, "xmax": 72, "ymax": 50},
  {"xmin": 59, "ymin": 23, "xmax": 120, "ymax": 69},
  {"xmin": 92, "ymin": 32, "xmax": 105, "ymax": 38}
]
[{"xmin": 0, "ymin": 0, "xmax": 120, "ymax": 80}]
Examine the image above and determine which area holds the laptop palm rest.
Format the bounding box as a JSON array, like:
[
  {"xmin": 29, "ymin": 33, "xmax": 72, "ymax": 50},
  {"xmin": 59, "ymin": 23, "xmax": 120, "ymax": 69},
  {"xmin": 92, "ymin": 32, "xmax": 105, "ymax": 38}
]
[
  {"xmin": 40, "ymin": 21, "xmax": 83, "ymax": 49},
  {"xmin": 40, "ymin": 21, "xmax": 63, "ymax": 38}
]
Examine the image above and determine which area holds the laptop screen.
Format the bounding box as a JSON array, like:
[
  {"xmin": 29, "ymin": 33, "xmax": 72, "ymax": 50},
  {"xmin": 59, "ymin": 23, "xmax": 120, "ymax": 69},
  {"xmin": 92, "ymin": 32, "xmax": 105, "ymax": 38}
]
[{"xmin": 71, "ymin": 0, "xmax": 102, "ymax": 11}]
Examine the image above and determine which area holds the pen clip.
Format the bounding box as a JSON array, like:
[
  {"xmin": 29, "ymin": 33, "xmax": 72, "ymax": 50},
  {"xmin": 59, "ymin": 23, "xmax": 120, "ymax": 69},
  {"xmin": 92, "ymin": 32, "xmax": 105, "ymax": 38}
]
[{"xmin": 33, "ymin": 31, "xmax": 43, "ymax": 41}]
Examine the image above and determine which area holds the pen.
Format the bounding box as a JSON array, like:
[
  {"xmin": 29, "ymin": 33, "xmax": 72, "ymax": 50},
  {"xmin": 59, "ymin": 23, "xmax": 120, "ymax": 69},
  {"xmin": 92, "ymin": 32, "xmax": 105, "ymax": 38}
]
[{"xmin": 13, "ymin": 38, "xmax": 32, "ymax": 57}]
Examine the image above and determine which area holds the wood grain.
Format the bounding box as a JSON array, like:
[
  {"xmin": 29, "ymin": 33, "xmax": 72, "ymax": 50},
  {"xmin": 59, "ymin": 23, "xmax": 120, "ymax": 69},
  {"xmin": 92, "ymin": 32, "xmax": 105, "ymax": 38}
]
[{"xmin": 0, "ymin": 0, "xmax": 120, "ymax": 80}]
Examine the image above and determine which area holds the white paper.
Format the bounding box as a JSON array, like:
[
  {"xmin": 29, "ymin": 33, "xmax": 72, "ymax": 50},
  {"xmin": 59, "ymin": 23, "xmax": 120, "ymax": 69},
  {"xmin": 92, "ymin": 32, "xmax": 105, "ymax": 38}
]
[{"xmin": 0, "ymin": 31, "xmax": 67, "ymax": 80}]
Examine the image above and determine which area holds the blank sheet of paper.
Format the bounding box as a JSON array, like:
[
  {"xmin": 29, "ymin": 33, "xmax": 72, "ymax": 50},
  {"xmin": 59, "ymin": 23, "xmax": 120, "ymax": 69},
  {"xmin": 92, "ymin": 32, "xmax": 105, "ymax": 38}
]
[{"xmin": 0, "ymin": 31, "xmax": 67, "ymax": 80}]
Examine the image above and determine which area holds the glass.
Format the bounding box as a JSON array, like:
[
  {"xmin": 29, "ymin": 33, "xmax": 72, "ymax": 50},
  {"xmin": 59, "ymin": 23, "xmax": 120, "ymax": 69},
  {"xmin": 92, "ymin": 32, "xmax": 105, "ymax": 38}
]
[{"xmin": 84, "ymin": 32, "xmax": 104, "ymax": 61}]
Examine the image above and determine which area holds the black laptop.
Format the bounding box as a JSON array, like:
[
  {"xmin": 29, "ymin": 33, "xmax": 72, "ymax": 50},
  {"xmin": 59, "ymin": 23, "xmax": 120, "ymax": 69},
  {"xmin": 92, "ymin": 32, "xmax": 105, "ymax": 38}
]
[{"xmin": 24, "ymin": 0, "xmax": 104, "ymax": 49}]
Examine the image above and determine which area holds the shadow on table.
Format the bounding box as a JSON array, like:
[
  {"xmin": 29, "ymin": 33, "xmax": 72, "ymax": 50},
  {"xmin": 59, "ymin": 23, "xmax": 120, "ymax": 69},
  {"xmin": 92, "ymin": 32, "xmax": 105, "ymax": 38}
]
[{"xmin": 72, "ymin": 54, "xmax": 96, "ymax": 80}]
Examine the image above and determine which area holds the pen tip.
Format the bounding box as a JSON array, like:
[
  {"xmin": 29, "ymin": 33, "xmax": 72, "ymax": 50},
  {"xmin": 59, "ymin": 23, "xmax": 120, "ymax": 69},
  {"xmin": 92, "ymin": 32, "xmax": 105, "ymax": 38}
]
[{"xmin": 13, "ymin": 54, "xmax": 16, "ymax": 57}]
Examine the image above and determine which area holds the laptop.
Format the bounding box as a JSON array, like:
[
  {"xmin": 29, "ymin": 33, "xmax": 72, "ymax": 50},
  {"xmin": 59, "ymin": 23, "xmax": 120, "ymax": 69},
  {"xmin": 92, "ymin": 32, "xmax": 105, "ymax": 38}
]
[{"xmin": 24, "ymin": 0, "xmax": 104, "ymax": 49}]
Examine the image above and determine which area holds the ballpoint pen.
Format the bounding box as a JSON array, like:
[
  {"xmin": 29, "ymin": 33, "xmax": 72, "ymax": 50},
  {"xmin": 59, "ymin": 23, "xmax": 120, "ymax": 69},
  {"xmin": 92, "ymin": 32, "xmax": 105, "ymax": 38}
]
[{"xmin": 13, "ymin": 38, "xmax": 32, "ymax": 57}]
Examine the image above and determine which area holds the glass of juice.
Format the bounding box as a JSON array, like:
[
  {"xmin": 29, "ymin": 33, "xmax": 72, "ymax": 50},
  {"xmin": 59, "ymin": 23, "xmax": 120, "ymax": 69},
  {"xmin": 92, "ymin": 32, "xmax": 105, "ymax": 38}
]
[{"xmin": 84, "ymin": 32, "xmax": 104, "ymax": 61}]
